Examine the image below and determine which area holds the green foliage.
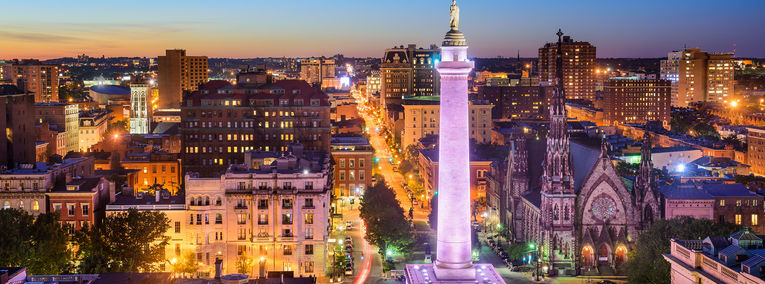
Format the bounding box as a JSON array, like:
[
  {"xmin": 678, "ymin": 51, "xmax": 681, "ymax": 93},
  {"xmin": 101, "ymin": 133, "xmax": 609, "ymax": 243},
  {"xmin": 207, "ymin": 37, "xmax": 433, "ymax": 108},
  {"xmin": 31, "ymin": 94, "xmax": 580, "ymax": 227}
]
[
  {"xmin": 0, "ymin": 209, "xmax": 72, "ymax": 275},
  {"xmin": 616, "ymin": 161, "xmax": 640, "ymax": 176},
  {"xmin": 626, "ymin": 216, "xmax": 740, "ymax": 284},
  {"xmin": 507, "ymin": 242, "xmax": 533, "ymax": 260},
  {"xmin": 360, "ymin": 180, "xmax": 415, "ymax": 260},
  {"xmin": 404, "ymin": 145, "xmax": 420, "ymax": 163},
  {"xmin": 171, "ymin": 252, "xmax": 199, "ymax": 278},
  {"xmin": 235, "ymin": 252, "xmax": 253, "ymax": 274},
  {"xmin": 75, "ymin": 209, "xmax": 170, "ymax": 273},
  {"xmin": 692, "ymin": 122, "xmax": 720, "ymax": 140}
]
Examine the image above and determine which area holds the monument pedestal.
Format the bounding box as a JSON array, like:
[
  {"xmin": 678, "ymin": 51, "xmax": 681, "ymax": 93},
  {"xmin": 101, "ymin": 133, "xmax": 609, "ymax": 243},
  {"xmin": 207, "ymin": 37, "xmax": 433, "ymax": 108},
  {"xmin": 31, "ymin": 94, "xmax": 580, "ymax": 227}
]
[{"xmin": 405, "ymin": 264, "xmax": 504, "ymax": 284}]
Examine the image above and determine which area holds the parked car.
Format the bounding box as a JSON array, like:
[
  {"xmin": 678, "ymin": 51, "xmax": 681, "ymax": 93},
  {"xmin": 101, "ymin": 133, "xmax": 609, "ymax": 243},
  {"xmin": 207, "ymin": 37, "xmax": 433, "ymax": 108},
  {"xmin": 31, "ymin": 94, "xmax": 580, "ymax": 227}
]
[
  {"xmin": 344, "ymin": 267, "xmax": 354, "ymax": 276},
  {"xmin": 345, "ymin": 220, "xmax": 353, "ymax": 230},
  {"xmin": 344, "ymin": 236, "xmax": 352, "ymax": 245}
]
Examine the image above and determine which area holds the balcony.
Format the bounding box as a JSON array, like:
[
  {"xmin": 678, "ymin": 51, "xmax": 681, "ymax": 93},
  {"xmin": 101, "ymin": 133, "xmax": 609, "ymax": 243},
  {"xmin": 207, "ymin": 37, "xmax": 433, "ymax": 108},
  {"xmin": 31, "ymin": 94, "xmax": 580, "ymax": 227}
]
[
  {"xmin": 234, "ymin": 204, "xmax": 248, "ymax": 210},
  {"xmin": 258, "ymin": 205, "xmax": 268, "ymax": 210},
  {"xmin": 302, "ymin": 204, "xmax": 315, "ymax": 209}
]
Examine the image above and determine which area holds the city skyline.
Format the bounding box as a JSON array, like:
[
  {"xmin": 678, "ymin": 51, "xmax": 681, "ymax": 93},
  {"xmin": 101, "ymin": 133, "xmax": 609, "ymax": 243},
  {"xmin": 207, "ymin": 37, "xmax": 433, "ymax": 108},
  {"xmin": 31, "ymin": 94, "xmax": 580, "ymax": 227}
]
[{"xmin": 1, "ymin": 0, "xmax": 764, "ymax": 59}]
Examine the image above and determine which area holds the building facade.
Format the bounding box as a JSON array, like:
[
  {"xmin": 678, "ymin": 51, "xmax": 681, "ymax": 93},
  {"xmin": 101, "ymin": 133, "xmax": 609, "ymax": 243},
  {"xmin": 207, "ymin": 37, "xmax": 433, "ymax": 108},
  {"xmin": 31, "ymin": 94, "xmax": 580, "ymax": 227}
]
[
  {"xmin": 602, "ymin": 79, "xmax": 671, "ymax": 127},
  {"xmin": 184, "ymin": 147, "xmax": 331, "ymax": 278},
  {"xmin": 299, "ymin": 58, "xmax": 335, "ymax": 86},
  {"xmin": 120, "ymin": 150, "xmax": 182, "ymax": 196},
  {"xmin": 34, "ymin": 102, "xmax": 79, "ymax": 154},
  {"xmin": 5, "ymin": 60, "xmax": 59, "ymax": 103},
  {"xmin": 158, "ymin": 49, "xmax": 208, "ymax": 109},
  {"xmin": 538, "ymin": 32, "xmax": 596, "ymax": 102},
  {"xmin": 181, "ymin": 79, "xmax": 331, "ymax": 177},
  {"xmin": 380, "ymin": 44, "xmax": 439, "ymax": 112},
  {"xmin": 130, "ymin": 82, "xmax": 153, "ymax": 134},
  {"xmin": 47, "ymin": 176, "xmax": 114, "ymax": 231},
  {"xmin": 0, "ymin": 85, "xmax": 36, "ymax": 169},
  {"xmin": 78, "ymin": 109, "xmax": 109, "ymax": 152},
  {"xmin": 476, "ymin": 85, "xmax": 552, "ymax": 120},
  {"xmin": 660, "ymin": 48, "xmax": 734, "ymax": 107},
  {"xmin": 748, "ymin": 126, "xmax": 765, "ymax": 176},
  {"xmin": 330, "ymin": 137, "xmax": 373, "ymax": 198},
  {"xmin": 401, "ymin": 98, "xmax": 492, "ymax": 148}
]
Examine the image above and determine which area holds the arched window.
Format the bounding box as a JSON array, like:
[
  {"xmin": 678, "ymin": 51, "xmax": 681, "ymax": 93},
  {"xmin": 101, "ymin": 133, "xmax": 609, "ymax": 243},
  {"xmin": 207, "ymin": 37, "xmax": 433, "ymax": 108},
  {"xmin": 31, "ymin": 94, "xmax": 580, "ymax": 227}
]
[
  {"xmin": 554, "ymin": 204, "xmax": 560, "ymax": 220},
  {"xmin": 189, "ymin": 198, "xmax": 196, "ymax": 206},
  {"xmin": 564, "ymin": 204, "xmax": 570, "ymax": 220},
  {"xmin": 216, "ymin": 197, "xmax": 222, "ymax": 206},
  {"xmin": 197, "ymin": 197, "xmax": 202, "ymax": 205},
  {"xmin": 205, "ymin": 197, "xmax": 210, "ymax": 206},
  {"xmin": 644, "ymin": 205, "xmax": 654, "ymax": 224}
]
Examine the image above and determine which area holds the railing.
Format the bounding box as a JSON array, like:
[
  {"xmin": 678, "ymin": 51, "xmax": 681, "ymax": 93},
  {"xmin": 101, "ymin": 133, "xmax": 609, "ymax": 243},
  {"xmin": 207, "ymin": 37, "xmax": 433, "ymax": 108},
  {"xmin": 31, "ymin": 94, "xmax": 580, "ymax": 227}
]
[
  {"xmin": 303, "ymin": 204, "xmax": 315, "ymax": 209},
  {"xmin": 106, "ymin": 204, "xmax": 186, "ymax": 211},
  {"xmin": 234, "ymin": 205, "xmax": 248, "ymax": 210}
]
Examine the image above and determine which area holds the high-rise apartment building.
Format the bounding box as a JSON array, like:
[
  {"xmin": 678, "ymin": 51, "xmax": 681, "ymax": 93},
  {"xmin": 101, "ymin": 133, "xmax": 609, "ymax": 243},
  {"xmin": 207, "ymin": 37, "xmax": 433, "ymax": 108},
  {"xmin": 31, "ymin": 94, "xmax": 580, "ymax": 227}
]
[
  {"xmin": 181, "ymin": 79, "xmax": 331, "ymax": 177},
  {"xmin": 35, "ymin": 102, "xmax": 79, "ymax": 154},
  {"xmin": 603, "ymin": 78, "xmax": 671, "ymax": 127},
  {"xmin": 299, "ymin": 58, "xmax": 335, "ymax": 86},
  {"xmin": 476, "ymin": 85, "xmax": 552, "ymax": 120},
  {"xmin": 380, "ymin": 44, "xmax": 440, "ymax": 111},
  {"xmin": 129, "ymin": 82, "xmax": 153, "ymax": 134},
  {"xmin": 401, "ymin": 98, "xmax": 492, "ymax": 149},
  {"xmin": 158, "ymin": 49, "xmax": 208, "ymax": 109},
  {"xmin": 538, "ymin": 32, "xmax": 596, "ymax": 101},
  {"xmin": 184, "ymin": 146, "xmax": 331, "ymax": 278},
  {"xmin": 5, "ymin": 60, "xmax": 59, "ymax": 103},
  {"xmin": 0, "ymin": 85, "xmax": 36, "ymax": 169},
  {"xmin": 660, "ymin": 48, "xmax": 734, "ymax": 107}
]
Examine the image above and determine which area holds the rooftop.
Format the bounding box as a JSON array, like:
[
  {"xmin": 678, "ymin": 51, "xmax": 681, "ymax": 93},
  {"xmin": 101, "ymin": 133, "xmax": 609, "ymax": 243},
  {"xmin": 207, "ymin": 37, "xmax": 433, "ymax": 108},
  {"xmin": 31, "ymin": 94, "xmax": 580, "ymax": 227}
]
[{"xmin": 90, "ymin": 85, "xmax": 130, "ymax": 95}]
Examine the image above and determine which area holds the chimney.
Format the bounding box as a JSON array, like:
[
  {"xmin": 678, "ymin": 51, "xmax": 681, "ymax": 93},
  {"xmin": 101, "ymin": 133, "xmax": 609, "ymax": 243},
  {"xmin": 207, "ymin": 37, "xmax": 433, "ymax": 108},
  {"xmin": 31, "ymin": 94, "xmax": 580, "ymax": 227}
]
[
  {"xmin": 155, "ymin": 190, "xmax": 160, "ymax": 203},
  {"xmin": 215, "ymin": 258, "xmax": 223, "ymax": 279}
]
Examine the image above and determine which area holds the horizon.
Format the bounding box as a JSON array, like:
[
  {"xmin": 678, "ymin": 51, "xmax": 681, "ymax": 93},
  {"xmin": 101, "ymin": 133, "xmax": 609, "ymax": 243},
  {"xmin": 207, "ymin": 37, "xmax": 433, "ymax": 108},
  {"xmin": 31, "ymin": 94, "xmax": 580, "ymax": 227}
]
[{"xmin": 1, "ymin": 0, "xmax": 763, "ymax": 60}]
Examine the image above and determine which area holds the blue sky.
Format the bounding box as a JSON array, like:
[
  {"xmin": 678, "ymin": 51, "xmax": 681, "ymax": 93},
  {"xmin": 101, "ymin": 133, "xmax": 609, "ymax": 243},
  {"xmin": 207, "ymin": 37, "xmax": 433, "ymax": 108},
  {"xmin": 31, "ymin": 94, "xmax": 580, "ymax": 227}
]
[{"xmin": 1, "ymin": 0, "xmax": 763, "ymax": 59}]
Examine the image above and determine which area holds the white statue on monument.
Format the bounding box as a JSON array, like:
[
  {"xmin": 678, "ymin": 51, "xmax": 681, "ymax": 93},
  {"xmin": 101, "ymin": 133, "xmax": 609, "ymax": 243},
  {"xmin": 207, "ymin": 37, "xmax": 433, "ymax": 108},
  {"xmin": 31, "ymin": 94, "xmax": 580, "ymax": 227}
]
[{"xmin": 449, "ymin": 0, "xmax": 459, "ymax": 30}]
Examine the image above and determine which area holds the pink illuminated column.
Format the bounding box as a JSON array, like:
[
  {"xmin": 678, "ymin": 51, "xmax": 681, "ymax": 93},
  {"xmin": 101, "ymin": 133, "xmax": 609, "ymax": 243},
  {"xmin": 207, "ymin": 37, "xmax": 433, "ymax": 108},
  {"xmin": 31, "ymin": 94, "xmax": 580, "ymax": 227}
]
[{"xmin": 434, "ymin": 30, "xmax": 475, "ymax": 278}]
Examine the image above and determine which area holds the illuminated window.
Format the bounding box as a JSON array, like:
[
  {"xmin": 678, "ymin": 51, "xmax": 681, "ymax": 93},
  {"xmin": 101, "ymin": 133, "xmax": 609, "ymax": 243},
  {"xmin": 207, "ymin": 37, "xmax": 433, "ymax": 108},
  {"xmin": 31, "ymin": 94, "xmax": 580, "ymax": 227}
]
[
  {"xmin": 753, "ymin": 214, "xmax": 759, "ymax": 226},
  {"xmin": 736, "ymin": 214, "xmax": 742, "ymax": 225}
]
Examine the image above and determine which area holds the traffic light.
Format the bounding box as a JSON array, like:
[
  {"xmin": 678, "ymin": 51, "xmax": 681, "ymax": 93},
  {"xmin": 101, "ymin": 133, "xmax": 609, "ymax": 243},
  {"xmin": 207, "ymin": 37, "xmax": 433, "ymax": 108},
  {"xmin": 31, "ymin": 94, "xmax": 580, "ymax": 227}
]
[
  {"xmin": 374, "ymin": 157, "xmax": 380, "ymax": 163},
  {"xmin": 434, "ymin": 190, "xmax": 438, "ymax": 196}
]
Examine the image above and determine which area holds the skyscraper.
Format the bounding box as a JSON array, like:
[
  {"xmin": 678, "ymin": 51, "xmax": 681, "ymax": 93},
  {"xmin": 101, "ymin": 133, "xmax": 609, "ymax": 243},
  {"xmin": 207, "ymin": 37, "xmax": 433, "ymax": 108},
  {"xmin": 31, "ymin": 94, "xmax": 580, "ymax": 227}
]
[
  {"xmin": 660, "ymin": 48, "xmax": 734, "ymax": 107},
  {"xmin": 157, "ymin": 49, "xmax": 208, "ymax": 109},
  {"xmin": 6, "ymin": 60, "xmax": 59, "ymax": 103},
  {"xmin": 538, "ymin": 33, "xmax": 596, "ymax": 102}
]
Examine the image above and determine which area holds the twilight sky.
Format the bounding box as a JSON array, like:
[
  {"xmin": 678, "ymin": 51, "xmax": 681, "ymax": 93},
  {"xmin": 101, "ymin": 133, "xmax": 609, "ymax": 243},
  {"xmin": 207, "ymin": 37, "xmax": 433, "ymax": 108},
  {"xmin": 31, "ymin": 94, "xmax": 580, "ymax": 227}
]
[{"xmin": 1, "ymin": 0, "xmax": 764, "ymax": 59}]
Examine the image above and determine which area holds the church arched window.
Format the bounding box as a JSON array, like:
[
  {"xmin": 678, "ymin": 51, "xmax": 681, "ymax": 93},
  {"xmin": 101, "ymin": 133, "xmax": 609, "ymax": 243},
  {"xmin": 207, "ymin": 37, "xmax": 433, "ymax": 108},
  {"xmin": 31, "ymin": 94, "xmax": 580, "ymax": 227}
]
[
  {"xmin": 564, "ymin": 204, "xmax": 570, "ymax": 220},
  {"xmin": 554, "ymin": 204, "xmax": 560, "ymax": 220}
]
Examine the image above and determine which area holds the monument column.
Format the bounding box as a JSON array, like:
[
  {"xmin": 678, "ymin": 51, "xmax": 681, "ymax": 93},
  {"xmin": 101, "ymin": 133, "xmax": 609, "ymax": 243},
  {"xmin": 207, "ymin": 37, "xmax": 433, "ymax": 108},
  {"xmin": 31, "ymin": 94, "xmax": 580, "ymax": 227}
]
[{"xmin": 433, "ymin": 0, "xmax": 475, "ymax": 279}]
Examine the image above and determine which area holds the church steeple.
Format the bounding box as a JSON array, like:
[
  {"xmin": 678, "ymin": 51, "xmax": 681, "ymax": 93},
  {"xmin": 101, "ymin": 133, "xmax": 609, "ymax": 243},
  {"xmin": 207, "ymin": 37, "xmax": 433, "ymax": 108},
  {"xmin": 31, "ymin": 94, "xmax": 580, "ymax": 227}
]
[
  {"xmin": 542, "ymin": 29, "xmax": 573, "ymax": 194},
  {"xmin": 635, "ymin": 131, "xmax": 654, "ymax": 202}
]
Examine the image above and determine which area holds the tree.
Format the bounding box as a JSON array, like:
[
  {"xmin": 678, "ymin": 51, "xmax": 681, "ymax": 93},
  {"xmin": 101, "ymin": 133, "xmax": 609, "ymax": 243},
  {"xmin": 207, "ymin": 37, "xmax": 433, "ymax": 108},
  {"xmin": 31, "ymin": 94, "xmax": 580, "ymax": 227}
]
[
  {"xmin": 359, "ymin": 180, "xmax": 415, "ymax": 262},
  {"xmin": 235, "ymin": 252, "xmax": 253, "ymax": 275},
  {"xmin": 171, "ymin": 252, "xmax": 199, "ymax": 278},
  {"xmin": 0, "ymin": 209, "xmax": 72, "ymax": 275},
  {"xmin": 76, "ymin": 209, "xmax": 170, "ymax": 273},
  {"xmin": 615, "ymin": 161, "xmax": 640, "ymax": 176},
  {"xmin": 404, "ymin": 144, "xmax": 420, "ymax": 163},
  {"xmin": 625, "ymin": 216, "xmax": 739, "ymax": 284}
]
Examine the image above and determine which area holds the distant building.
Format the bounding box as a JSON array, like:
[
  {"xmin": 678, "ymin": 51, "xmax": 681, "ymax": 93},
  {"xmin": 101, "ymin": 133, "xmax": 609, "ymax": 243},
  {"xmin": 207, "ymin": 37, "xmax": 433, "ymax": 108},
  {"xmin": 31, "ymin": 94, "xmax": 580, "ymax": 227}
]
[
  {"xmin": 747, "ymin": 126, "xmax": 765, "ymax": 176},
  {"xmin": 661, "ymin": 48, "xmax": 734, "ymax": 107},
  {"xmin": 47, "ymin": 176, "xmax": 114, "ymax": 231},
  {"xmin": 380, "ymin": 44, "xmax": 440, "ymax": 112},
  {"xmin": 299, "ymin": 58, "xmax": 335, "ymax": 86},
  {"xmin": 157, "ymin": 49, "xmax": 208, "ymax": 109},
  {"xmin": 661, "ymin": 183, "xmax": 764, "ymax": 233},
  {"xmin": 476, "ymin": 85, "xmax": 551, "ymax": 120},
  {"xmin": 184, "ymin": 145, "xmax": 331, "ymax": 278},
  {"xmin": 0, "ymin": 85, "xmax": 36, "ymax": 169},
  {"xmin": 401, "ymin": 97, "xmax": 492, "ymax": 149},
  {"xmin": 330, "ymin": 137, "xmax": 373, "ymax": 198},
  {"xmin": 34, "ymin": 102, "xmax": 79, "ymax": 154},
  {"xmin": 130, "ymin": 82, "xmax": 153, "ymax": 134},
  {"xmin": 89, "ymin": 85, "xmax": 131, "ymax": 105},
  {"xmin": 418, "ymin": 148, "xmax": 493, "ymax": 204},
  {"xmin": 366, "ymin": 70, "xmax": 381, "ymax": 98},
  {"xmin": 0, "ymin": 157, "xmax": 95, "ymax": 217},
  {"xmin": 648, "ymin": 146, "xmax": 703, "ymax": 172},
  {"xmin": 4, "ymin": 59, "xmax": 59, "ymax": 103},
  {"xmin": 78, "ymin": 109, "xmax": 109, "ymax": 152},
  {"xmin": 120, "ymin": 150, "xmax": 181, "ymax": 196},
  {"xmin": 538, "ymin": 31, "xmax": 596, "ymax": 101},
  {"xmin": 181, "ymin": 80, "xmax": 331, "ymax": 177},
  {"xmin": 602, "ymin": 79, "xmax": 671, "ymax": 127}
]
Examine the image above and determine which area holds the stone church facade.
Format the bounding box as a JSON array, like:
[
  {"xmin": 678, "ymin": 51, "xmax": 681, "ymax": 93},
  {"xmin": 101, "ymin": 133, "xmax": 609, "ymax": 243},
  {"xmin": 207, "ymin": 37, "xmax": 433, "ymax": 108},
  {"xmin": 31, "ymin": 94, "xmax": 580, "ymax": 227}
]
[{"xmin": 506, "ymin": 30, "xmax": 660, "ymax": 276}]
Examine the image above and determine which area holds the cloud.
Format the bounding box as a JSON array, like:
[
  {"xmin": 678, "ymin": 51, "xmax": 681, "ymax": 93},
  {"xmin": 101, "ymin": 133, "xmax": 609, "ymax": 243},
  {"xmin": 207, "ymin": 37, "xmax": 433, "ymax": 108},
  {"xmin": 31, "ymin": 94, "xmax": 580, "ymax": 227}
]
[{"xmin": 0, "ymin": 30, "xmax": 82, "ymax": 43}]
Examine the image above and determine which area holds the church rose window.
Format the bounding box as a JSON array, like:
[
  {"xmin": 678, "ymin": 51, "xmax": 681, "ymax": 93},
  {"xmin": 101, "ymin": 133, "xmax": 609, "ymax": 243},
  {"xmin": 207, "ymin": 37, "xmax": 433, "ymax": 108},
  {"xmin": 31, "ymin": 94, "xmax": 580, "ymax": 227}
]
[{"xmin": 591, "ymin": 197, "xmax": 616, "ymax": 221}]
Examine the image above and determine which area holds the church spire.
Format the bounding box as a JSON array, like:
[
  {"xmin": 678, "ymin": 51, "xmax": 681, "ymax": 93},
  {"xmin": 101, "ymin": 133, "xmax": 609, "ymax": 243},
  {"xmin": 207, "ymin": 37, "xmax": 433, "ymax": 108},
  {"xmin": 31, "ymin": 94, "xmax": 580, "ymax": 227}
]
[
  {"xmin": 542, "ymin": 28, "xmax": 573, "ymax": 194},
  {"xmin": 636, "ymin": 131, "xmax": 654, "ymax": 202}
]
